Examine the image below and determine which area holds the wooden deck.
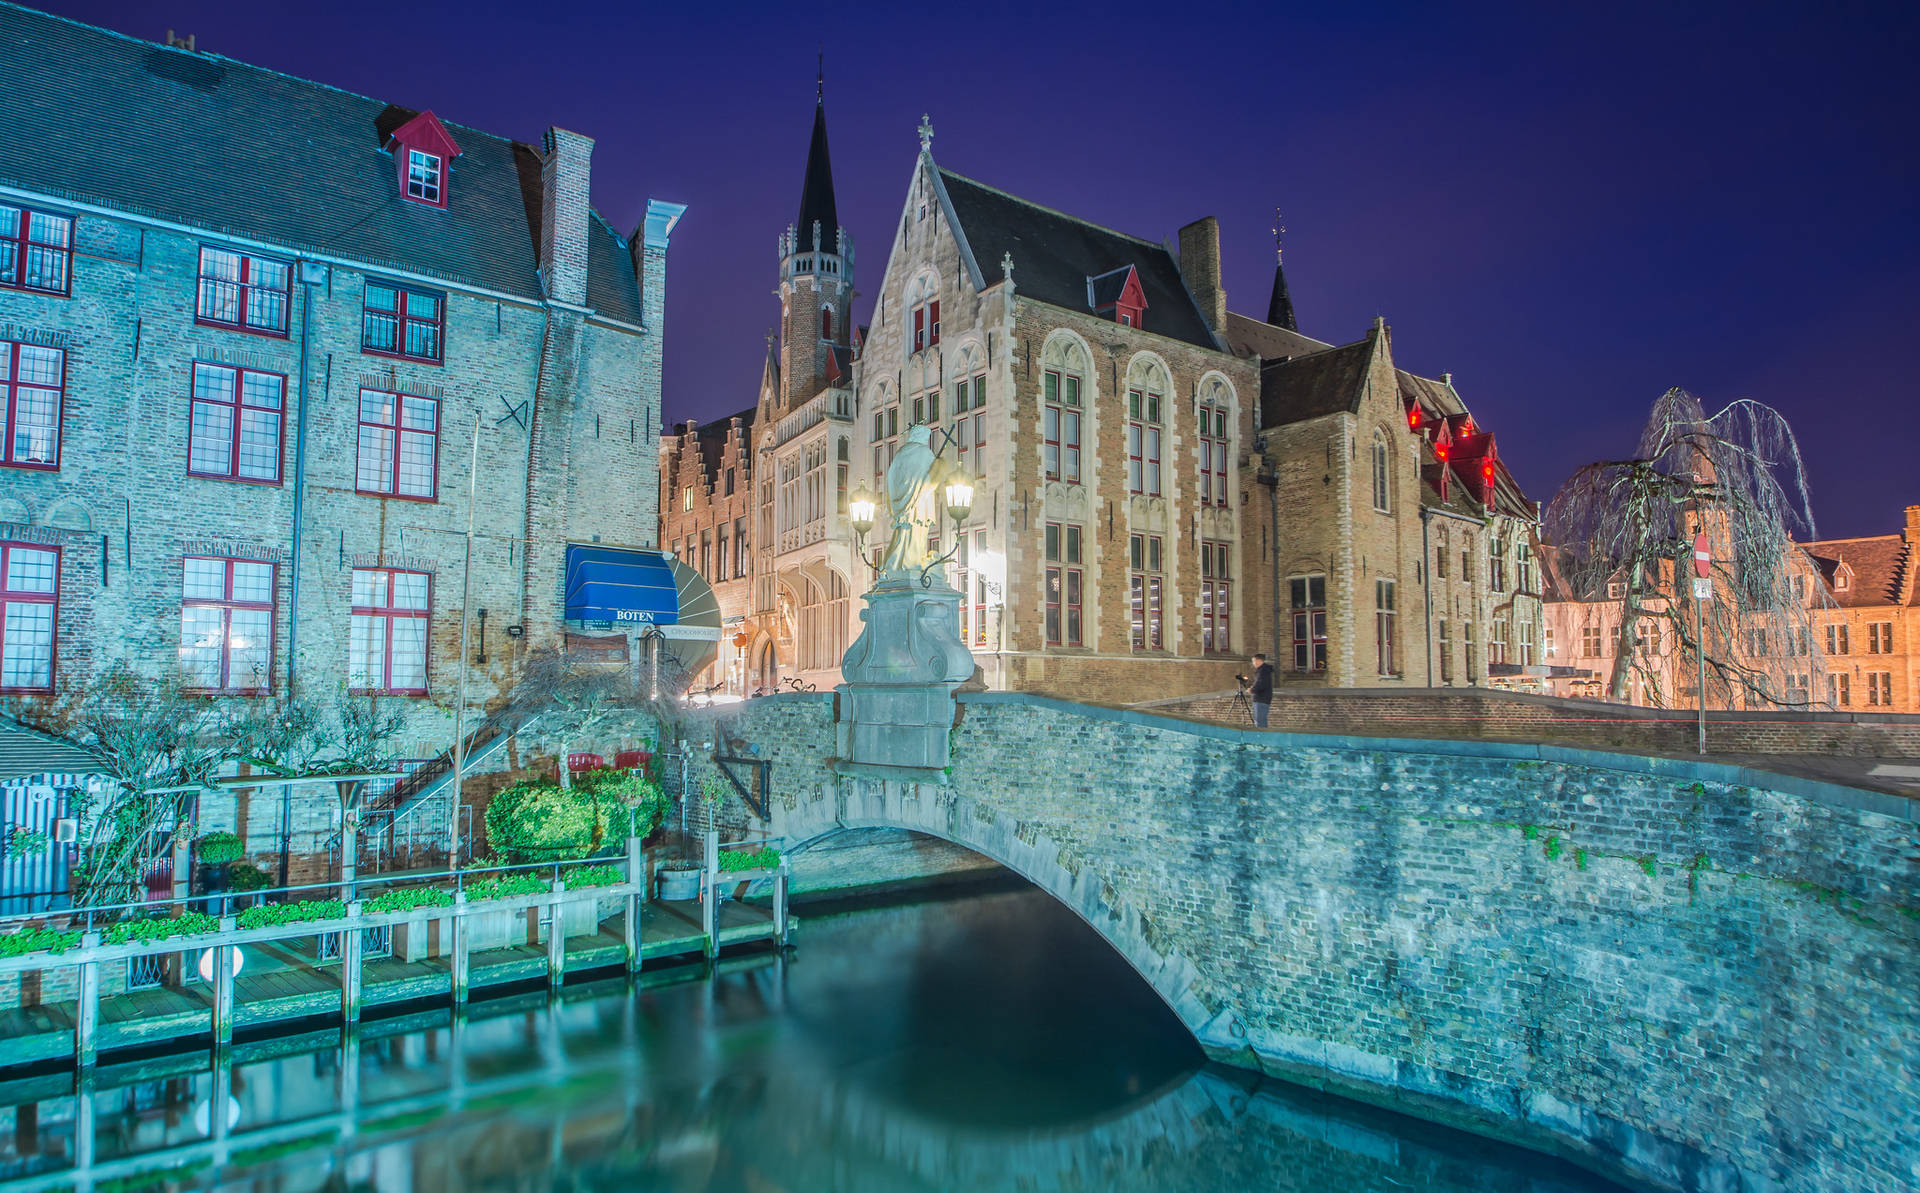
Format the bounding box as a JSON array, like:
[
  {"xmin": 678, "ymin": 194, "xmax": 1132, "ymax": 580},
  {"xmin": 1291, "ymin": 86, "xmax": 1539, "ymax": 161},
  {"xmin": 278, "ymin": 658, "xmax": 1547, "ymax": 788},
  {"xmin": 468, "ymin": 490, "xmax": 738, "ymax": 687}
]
[{"xmin": 0, "ymin": 897, "xmax": 784, "ymax": 1070}]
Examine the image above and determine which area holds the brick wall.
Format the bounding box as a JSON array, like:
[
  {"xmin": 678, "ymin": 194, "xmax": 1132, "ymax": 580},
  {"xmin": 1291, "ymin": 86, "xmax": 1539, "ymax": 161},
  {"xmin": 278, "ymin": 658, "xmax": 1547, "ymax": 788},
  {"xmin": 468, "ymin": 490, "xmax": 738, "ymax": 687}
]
[
  {"xmin": 1145, "ymin": 684, "xmax": 1920, "ymax": 757},
  {"xmin": 685, "ymin": 690, "xmax": 1917, "ymax": 1193}
]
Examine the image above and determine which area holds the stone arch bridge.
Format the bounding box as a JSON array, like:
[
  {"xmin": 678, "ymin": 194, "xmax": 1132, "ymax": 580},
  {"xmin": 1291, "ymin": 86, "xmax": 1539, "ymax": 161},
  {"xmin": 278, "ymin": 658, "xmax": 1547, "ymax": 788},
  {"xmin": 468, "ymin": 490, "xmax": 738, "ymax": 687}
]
[{"xmin": 688, "ymin": 690, "xmax": 1917, "ymax": 1193}]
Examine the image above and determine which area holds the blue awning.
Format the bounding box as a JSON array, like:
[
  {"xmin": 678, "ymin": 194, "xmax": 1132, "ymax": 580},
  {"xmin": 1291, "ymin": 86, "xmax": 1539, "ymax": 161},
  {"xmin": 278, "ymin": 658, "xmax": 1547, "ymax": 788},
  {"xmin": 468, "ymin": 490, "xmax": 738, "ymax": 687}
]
[{"xmin": 564, "ymin": 546, "xmax": 680, "ymax": 625}]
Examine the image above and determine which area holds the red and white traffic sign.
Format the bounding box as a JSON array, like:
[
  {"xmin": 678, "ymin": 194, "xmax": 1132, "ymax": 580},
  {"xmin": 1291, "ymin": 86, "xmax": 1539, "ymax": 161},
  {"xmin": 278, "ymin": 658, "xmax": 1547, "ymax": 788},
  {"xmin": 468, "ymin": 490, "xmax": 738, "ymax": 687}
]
[{"xmin": 1692, "ymin": 532, "xmax": 1711, "ymax": 578}]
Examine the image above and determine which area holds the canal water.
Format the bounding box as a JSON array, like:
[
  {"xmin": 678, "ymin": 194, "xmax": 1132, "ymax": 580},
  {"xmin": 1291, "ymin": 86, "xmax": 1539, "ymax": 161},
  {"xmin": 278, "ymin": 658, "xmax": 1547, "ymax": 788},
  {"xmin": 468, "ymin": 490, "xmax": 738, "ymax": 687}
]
[{"xmin": 1, "ymin": 885, "xmax": 1624, "ymax": 1192}]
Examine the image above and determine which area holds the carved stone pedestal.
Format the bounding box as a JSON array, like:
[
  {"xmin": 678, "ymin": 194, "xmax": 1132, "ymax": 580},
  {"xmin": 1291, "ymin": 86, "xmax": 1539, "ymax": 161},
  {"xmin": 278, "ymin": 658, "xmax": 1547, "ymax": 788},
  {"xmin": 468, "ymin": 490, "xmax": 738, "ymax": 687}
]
[{"xmin": 836, "ymin": 580, "xmax": 974, "ymax": 775}]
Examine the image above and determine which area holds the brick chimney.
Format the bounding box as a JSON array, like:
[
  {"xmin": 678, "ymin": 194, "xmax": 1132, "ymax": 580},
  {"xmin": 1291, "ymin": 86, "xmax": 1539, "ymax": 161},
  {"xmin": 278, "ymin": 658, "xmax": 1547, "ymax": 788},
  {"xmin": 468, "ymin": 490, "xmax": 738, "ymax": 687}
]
[
  {"xmin": 539, "ymin": 128, "xmax": 594, "ymax": 306},
  {"xmin": 1177, "ymin": 217, "xmax": 1227, "ymax": 334},
  {"xmin": 1906, "ymin": 504, "xmax": 1920, "ymax": 545}
]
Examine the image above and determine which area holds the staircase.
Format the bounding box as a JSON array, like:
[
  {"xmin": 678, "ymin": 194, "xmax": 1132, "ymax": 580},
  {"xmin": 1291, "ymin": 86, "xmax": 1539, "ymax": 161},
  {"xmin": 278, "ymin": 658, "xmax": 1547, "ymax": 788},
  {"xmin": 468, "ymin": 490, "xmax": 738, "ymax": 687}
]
[{"xmin": 354, "ymin": 704, "xmax": 539, "ymax": 872}]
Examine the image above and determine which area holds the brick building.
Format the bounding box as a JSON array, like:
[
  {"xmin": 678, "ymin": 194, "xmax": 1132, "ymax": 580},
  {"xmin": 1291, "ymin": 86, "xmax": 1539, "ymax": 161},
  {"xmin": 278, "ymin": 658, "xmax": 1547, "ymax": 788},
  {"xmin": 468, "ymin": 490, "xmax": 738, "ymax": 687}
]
[
  {"xmin": 658, "ymin": 409, "xmax": 756, "ymax": 694},
  {"xmin": 0, "ymin": 6, "xmax": 681, "ymax": 761},
  {"xmin": 1539, "ymin": 505, "xmax": 1919, "ymax": 712}
]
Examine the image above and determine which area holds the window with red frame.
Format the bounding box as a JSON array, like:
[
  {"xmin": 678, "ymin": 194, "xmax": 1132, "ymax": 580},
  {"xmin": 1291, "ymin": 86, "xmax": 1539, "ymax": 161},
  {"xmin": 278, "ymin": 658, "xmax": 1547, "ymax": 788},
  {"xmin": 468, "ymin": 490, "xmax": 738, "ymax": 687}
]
[
  {"xmin": 1, "ymin": 340, "xmax": 64, "ymax": 469},
  {"xmin": 910, "ymin": 298, "xmax": 940, "ymax": 351},
  {"xmin": 0, "ymin": 542, "xmax": 57, "ymax": 693},
  {"xmin": 1201, "ymin": 540, "xmax": 1231, "ymax": 652},
  {"xmin": 405, "ymin": 150, "xmax": 443, "ymax": 205},
  {"xmin": 361, "ymin": 282, "xmax": 443, "ymax": 363},
  {"xmin": 0, "ymin": 205, "xmax": 72, "ymax": 296},
  {"xmin": 1045, "ymin": 523, "xmax": 1082, "ymax": 647},
  {"xmin": 349, "ymin": 568, "xmax": 430, "ymax": 695},
  {"xmin": 356, "ymin": 389, "xmax": 439, "ymax": 499},
  {"xmin": 179, "ymin": 557, "xmax": 275, "ymax": 693},
  {"xmin": 1127, "ymin": 389, "xmax": 1163, "ymax": 496},
  {"xmin": 195, "ymin": 247, "xmax": 290, "ymax": 335},
  {"xmin": 1198, "ymin": 401, "xmax": 1229, "ymax": 506},
  {"xmin": 1043, "ymin": 370, "xmax": 1081, "ymax": 483},
  {"xmin": 1129, "ymin": 533, "xmax": 1163, "ymax": 650},
  {"xmin": 189, "ymin": 363, "xmax": 285, "ymax": 483}
]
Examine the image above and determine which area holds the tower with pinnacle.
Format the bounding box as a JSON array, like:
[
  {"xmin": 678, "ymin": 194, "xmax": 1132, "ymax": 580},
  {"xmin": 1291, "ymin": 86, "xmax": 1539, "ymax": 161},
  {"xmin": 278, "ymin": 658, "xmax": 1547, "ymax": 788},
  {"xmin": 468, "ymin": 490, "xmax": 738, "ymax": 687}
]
[{"xmin": 777, "ymin": 76, "xmax": 854, "ymax": 410}]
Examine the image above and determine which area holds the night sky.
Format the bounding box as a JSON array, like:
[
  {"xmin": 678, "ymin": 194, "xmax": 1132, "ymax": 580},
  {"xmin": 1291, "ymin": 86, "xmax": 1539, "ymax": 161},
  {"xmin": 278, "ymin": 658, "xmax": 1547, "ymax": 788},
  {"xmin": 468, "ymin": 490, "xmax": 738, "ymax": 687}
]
[{"xmin": 44, "ymin": 0, "xmax": 1920, "ymax": 539}]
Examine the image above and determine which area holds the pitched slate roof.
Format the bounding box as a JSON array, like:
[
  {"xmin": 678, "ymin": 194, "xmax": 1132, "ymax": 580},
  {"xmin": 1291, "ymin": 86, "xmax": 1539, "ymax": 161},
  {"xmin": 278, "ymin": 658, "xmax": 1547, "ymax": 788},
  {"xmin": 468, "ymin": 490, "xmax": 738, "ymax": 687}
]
[
  {"xmin": 935, "ymin": 169, "xmax": 1217, "ymax": 349},
  {"xmin": 587, "ymin": 213, "xmax": 644, "ymax": 325},
  {"xmin": 1253, "ymin": 336, "xmax": 1377, "ymax": 426},
  {"xmin": 1222, "ymin": 311, "xmax": 1329, "ymax": 362},
  {"xmin": 1802, "ymin": 534, "xmax": 1913, "ymax": 607},
  {"xmin": 0, "ymin": 718, "xmax": 105, "ymax": 784},
  {"xmin": 0, "ymin": 2, "xmax": 638, "ymax": 311}
]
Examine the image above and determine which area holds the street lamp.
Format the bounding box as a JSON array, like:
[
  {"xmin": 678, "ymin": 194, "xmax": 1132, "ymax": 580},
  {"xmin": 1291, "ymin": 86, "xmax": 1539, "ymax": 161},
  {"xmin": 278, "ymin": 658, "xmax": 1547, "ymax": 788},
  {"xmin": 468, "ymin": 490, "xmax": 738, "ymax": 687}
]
[
  {"xmin": 847, "ymin": 484, "xmax": 884, "ymax": 572},
  {"xmin": 920, "ymin": 462, "xmax": 975, "ymax": 587}
]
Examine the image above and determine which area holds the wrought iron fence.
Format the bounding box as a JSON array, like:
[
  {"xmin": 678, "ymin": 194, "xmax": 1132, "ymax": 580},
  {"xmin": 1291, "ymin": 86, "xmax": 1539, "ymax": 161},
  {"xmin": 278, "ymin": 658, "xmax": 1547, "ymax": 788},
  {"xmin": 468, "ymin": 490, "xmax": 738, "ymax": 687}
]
[{"xmin": 126, "ymin": 952, "xmax": 165, "ymax": 991}]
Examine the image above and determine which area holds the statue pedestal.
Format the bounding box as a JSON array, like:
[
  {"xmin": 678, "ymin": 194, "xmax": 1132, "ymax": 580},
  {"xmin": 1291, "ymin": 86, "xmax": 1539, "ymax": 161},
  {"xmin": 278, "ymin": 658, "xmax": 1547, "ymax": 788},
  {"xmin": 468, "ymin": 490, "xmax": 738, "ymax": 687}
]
[{"xmin": 836, "ymin": 579, "xmax": 974, "ymax": 775}]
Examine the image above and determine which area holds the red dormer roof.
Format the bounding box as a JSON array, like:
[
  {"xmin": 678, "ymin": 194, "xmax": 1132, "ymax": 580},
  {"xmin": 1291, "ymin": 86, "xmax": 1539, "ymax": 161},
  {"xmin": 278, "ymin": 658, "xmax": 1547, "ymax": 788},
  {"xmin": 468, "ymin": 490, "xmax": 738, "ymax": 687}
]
[
  {"xmin": 1449, "ymin": 430, "xmax": 1498, "ymax": 509},
  {"xmin": 1088, "ymin": 264, "xmax": 1148, "ymax": 327},
  {"xmin": 387, "ymin": 109, "xmax": 462, "ymax": 160}
]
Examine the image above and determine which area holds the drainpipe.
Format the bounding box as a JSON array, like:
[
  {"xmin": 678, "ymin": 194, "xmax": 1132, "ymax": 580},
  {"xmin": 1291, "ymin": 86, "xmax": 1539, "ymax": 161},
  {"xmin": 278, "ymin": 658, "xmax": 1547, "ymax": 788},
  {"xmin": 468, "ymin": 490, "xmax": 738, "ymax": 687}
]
[
  {"xmin": 287, "ymin": 264, "xmax": 319, "ymax": 692},
  {"xmin": 1421, "ymin": 507, "xmax": 1434, "ymax": 687}
]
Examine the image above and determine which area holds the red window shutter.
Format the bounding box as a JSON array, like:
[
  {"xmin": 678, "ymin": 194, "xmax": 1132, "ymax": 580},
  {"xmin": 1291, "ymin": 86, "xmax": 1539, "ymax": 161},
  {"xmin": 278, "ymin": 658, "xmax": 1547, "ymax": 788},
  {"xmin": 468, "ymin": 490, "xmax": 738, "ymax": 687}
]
[{"xmin": 929, "ymin": 300, "xmax": 941, "ymax": 344}]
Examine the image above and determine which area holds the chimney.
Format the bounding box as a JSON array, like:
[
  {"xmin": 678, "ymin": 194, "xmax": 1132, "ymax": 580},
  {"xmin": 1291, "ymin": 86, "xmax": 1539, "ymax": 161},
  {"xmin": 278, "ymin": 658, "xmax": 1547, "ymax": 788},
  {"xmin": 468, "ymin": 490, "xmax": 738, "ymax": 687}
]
[
  {"xmin": 1906, "ymin": 504, "xmax": 1920, "ymax": 544},
  {"xmin": 538, "ymin": 128, "xmax": 594, "ymax": 307},
  {"xmin": 1177, "ymin": 217, "xmax": 1226, "ymax": 334}
]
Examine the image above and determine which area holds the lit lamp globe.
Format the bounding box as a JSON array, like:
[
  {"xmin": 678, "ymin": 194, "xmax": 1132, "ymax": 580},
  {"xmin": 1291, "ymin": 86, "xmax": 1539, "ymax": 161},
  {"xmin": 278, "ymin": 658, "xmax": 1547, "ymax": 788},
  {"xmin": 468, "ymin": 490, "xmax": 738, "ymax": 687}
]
[
  {"xmin": 848, "ymin": 486, "xmax": 877, "ymax": 538},
  {"xmin": 942, "ymin": 473, "xmax": 975, "ymax": 524}
]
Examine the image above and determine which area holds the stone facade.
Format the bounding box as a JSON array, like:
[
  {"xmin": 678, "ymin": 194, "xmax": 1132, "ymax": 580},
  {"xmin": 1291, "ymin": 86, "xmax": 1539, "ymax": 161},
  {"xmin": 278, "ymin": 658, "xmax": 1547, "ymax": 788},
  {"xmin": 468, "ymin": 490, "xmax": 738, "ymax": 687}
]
[{"xmin": 682, "ymin": 689, "xmax": 1919, "ymax": 1193}]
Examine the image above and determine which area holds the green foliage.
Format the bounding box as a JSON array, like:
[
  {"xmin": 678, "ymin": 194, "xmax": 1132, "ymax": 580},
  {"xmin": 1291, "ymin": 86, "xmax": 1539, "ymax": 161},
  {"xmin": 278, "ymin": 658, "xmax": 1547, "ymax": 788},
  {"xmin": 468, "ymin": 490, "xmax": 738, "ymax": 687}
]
[
  {"xmin": 104, "ymin": 912, "xmax": 218, "ymax": 946},
  {"xmin": 1638, "ymin": 855, "xmax": 1658, "ymax": 878},
  {"xmin": 0, "ymin": 926, "xmax": 82, "ymax": 957},
  {"xmin": 483, "ymin": 767, "xmax": 667, "ymax": 864},
  {"xmin": 366, "ymin": 887, "xmax": 454, "ymax": 914},
  {"xmin": 719, "ymin": 846, "xmax": 782, "ymax": 873},
  {"xmin": 465, "ymin": 873, "xmax": 549, "ymax": 901},
  {"xmin": 227, "ymin": 862, "xmax": 272, "ymax": 892},
  {"xmin": 1543, "ymin": 836, "xmax": 1563, "ymax": 862},
  {"xmin": 566, "ymin": 863, "xmax": 628, "ymax": 889},
  {"xmin": 229, "ymin": 1130, "xmax": 338, "ymax": 1169},
  {"xmin": 237, "ymin": 899, "xmax": 344, "ymax": 929},
  {"xmin": 98, "ymin": 1159, "xmax": 212, "ymax": 1193},
  {"xmin": 8, "ymin": 827, "xmax": 50, "ymax": 854},
  {"xmin": 1574, "ymin": 847, "xmax": 1589, "ymax": 871},
  {"xmin": 195, "ymin": 831, "xmax": 244, "ymax": 865},
  {"xmin": 1521, "ymin": 824, "xmax": 1539, "ymax": 841}
]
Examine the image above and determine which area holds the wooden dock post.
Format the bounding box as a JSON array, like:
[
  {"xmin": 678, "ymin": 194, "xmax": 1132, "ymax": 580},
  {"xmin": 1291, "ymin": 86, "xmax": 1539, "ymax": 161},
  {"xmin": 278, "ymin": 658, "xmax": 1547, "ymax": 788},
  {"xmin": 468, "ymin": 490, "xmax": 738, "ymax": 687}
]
[
  {"xmin": 546, "ymin": 878, "xmax": 566, "ymax": 990},
  {"xmin": 450, "ymin": 892, "xmax": 470, "ymax": 1004},
  {"xmin": 703, "ymin": 827, "xmax": 720, "ymax": 959},
  {"xmin": 75, "ymin": 931, "xmax": 100, "ymax": 1067},
  {"xmin": 212, "ymin": 916, "xmax": 237, "ymax": 1048},
  {"xmin": 624, "ymin": 835, "xmax": 643, "ymax": 974},
  {"xmin": 773, "ymin": 864, "xmax": 792, "ymax": 946},
  {"xmin": 341, "ymin": 902, "xmax": 363, "ymax": 1023}
]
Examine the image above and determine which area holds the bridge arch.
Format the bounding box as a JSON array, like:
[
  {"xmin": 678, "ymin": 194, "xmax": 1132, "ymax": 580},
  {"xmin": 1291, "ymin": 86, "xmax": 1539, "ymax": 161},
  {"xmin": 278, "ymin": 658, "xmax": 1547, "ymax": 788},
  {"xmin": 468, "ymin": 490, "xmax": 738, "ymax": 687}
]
[{"xmin": 771, "ymin": 784, "xmax": 1237, "ymax": 1048}]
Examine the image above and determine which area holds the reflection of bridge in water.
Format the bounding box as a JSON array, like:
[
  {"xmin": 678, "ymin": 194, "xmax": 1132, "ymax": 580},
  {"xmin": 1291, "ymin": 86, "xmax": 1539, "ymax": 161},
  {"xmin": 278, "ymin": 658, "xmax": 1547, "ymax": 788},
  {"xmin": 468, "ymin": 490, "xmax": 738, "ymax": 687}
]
[{"xmin": 0, "ymin": 935, "xmax": 1610, "ymax": 1193}]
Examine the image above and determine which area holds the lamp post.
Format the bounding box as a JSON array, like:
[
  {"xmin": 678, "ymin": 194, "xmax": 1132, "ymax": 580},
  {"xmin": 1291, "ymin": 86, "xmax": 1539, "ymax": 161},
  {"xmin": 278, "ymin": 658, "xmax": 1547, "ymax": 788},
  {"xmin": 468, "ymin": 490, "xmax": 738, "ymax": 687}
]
[{"xmin": 844, "ymin": 462, "xmax": 975, "ymax": 588}]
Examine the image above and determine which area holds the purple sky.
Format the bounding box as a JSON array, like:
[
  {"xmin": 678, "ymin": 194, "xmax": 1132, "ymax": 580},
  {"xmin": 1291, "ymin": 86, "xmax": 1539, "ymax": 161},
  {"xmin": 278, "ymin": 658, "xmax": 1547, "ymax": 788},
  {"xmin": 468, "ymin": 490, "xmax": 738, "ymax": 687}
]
[{"xmin": 48, "ymin": 0, "xmax": 1920, "ymax": 540}]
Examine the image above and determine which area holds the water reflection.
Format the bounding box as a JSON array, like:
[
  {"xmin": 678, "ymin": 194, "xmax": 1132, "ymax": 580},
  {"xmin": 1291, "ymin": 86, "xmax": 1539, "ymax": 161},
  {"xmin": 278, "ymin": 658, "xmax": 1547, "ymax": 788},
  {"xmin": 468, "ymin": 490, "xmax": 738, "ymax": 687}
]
[{"xmin": 0, "ymin": 888, "xmax": 1622, "ymax": 1192}]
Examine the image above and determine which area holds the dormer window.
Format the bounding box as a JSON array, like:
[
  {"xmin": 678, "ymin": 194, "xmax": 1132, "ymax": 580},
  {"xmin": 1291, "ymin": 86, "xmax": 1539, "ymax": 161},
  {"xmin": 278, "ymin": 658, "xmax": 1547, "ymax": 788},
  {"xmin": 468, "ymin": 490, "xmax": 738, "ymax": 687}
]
[
  {"xmin": 1088, "ymin": 265, "xmax": 1147, "ymax": 330},
  {"xmin": 385, "ymin": 110, "xmax": 461, "ymax": 210},
  {"xmin": 406, "ymin": 149, "xmax": 442, "ymax": 204}
]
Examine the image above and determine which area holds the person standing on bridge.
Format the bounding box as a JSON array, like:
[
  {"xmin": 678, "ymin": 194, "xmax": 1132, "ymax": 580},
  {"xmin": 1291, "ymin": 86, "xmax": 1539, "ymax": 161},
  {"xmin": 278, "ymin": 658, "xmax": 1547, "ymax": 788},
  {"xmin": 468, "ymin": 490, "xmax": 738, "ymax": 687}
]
[{"xmin": 1248, "ymin": 653, "xmax": 1273, "ymax": 727}]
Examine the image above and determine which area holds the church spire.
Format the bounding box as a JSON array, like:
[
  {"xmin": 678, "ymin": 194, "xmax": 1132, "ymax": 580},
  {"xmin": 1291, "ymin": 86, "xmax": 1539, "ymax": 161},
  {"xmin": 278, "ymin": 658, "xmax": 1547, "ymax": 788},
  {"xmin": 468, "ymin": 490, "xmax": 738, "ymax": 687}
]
[
  {"xmin": 1266, "ymin": 211, "xmax": 1298, "ymax": 332},
  {"xmin": 796, "ymin": 78, "xmax": 838, "ymax": 253}
]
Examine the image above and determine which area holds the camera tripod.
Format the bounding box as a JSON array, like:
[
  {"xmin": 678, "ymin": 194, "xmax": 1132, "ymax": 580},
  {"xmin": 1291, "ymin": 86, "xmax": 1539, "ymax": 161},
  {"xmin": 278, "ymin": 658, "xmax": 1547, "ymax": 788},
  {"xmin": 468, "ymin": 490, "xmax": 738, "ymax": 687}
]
[{"xmin": 1229, "ymin": 679, "xmax": 1253, "ymax": 724}]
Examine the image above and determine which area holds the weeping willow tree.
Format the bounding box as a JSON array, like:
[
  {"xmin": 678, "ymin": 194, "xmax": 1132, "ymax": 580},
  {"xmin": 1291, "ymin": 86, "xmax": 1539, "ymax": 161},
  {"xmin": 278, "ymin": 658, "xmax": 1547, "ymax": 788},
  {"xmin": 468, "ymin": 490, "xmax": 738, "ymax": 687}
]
[{"xmin": 1544, "ymin": 388, "xmax": 1828, "ymax": 708}]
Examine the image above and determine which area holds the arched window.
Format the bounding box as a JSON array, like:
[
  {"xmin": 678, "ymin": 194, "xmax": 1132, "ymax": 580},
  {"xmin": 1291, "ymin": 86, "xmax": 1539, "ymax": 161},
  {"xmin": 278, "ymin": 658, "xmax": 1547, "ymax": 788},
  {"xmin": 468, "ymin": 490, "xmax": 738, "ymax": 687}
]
[
  {"xmin": 1125, "ymin": 357, "xmax": 1169, "ymax": 497},
  {"xmin": 820, "ymin": 306, "xmax": 833, "ymax": 340},
  {"xmin": 1197, "ymin": 376, "xmax": 1232, "ymax": 507},
  {"xmin": 1041, "ymin": 335, "xmax": 1091, "ymax": 483},
  {"xmin": 1371, "ymin": 433, "xmax": 1391, "ymax": 513}
]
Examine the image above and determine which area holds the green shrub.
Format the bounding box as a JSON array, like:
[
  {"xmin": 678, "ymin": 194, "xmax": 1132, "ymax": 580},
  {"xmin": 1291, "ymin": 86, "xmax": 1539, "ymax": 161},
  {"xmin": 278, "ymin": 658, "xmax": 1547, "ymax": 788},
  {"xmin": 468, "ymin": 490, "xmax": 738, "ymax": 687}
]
[
  {"xmin": 465, "ymin": 873, "xmax": 549, "ymax": 901},
  {"xmin": 237, "ymin": 899, "xmax": 343, "ymax": 930},
  {"xmin": 366, "ymin": 887, "xmax": 454, "ymax": 915},
  {"xmin": 105, "ymin": 912, "xmax": 218, "ymax": 946},
  {"xmin": 195, "ymin": 832, "xmax": 245, "ymax": 866},
  {"xmin": 227, "ymin": 863, "xmax": 272, "ymax": 892},
  {"xmin": 719, "ymin": 846, "xmax": 782, "ymax": 873},
  {"xmin": 566, "ymin": 863, "xmax": 628, "ymax": 889},
  {"xmin": 8, "ymin": 827, "xmax": 50, "ymax": 854},
  {"xmin": 484, "ymin": 769, "xmax": 668, "ymax": 864},
  {"xmin": 0, "ymin": 926, "xmax": 82, "ymax": 957}
]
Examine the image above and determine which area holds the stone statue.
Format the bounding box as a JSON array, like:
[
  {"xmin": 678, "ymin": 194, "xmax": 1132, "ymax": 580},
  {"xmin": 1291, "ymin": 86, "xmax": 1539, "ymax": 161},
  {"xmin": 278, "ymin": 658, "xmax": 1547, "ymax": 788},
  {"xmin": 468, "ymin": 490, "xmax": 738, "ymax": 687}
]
[{"xmin": 880, "ymin": 424, "xmax": 939, "ymax": 577}]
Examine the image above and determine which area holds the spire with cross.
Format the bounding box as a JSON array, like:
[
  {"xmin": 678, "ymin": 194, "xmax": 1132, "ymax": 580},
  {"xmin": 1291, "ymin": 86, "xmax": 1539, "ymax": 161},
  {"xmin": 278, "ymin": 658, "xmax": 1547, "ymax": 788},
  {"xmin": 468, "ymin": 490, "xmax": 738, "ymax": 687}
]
[
  {"xmin": 917, "ymin": 113, "xmax": 934, "ymax": 154},
  {"xmin": 817, "ymin": 51, "xmax": 823, "ymax": 102},
  {"xmin": 1271, "ymin": 208, "xmax": 1286, "ymax": 264}
]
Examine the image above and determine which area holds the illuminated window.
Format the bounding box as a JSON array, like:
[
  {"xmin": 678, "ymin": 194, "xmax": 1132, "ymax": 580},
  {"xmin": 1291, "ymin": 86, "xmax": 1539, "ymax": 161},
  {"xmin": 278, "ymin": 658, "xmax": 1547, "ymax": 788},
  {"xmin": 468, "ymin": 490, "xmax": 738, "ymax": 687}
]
[
  {"xmin": 1290, "ymin": 575, "xmax": 1326, "ymax": 672},
  {"xmin": 1129, "ymin": 534, "xmax": 1163, "ymax": 650},
  {"xmin": 180, "ymin": 557, "xmax": 275, "ymax": 693},
  {"xmin": 1045, "ymin": 523, "xmax": 1082, "ymax": 647}
]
